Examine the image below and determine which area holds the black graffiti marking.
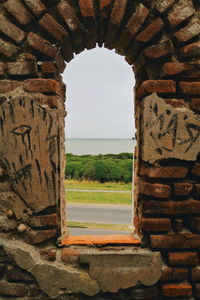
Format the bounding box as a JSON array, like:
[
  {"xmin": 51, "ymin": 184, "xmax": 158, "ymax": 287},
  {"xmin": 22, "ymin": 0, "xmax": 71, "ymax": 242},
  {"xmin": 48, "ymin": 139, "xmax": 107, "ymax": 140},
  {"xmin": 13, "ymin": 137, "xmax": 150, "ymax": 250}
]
[
  {"xmin": 35, "ymin": 159, "xmax": 42, "ymax": 184},
  {"xmin": 8, "ymin": 102, "xmax": 15, "ymax": 123},
  {"xmin": 30, "ymin": 99, "xmax": 35, "ymax": 118},
  {"xmin": 185, "ymin": 123, "xmax": 200, "ymax": 153},
  {"xmin": 12, "ymin": 164, "xmax": 32, "ymax": 184},
  {"xmin": 11, "ymin": 125, "xmax": 32, "ymax": 153}
]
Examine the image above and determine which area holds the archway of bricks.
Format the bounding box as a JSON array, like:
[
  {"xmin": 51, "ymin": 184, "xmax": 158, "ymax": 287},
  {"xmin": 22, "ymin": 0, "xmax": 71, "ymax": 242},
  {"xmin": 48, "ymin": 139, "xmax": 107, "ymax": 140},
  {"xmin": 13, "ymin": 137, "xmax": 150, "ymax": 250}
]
[{"xmin": 0, "ymin": 0, "xmax": 200, "ymax": 299}]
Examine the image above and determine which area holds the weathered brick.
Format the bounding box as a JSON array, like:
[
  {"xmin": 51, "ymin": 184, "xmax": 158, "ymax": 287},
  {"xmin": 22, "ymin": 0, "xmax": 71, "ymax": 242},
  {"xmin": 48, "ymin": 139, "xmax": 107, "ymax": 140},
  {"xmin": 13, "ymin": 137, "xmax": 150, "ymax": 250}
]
[
  {"xmin": 24, "ymin": 229, "xmax": 57, "ymax": 244},
  {"xmin": 131, "ymin": 286, "xmax": 158, "ymax": 299},
  {"xmin": 192, "ymin": 163, "xmax": 200, "ymax": 176},
  {"xmin": 195, "ymin": 284, "xmax": 200, "ymax": 297},
  {"xmin": 162, "ymin": 283, "xmax": 192, "ymax": 297},
  {"xmin": 175, "ymin": 17, "xmax": 200, "ymax": 43},
  {"xmin": 0, "ymin": 15, "xmax": 25, "ymax": 44},
  {"xmin": 143, "ymin": 39, "xmax": 173, "ymax": 59},
  {"xmin": 6, "ymin": 265, "xmax": 34, "ymax": 283},
  {"xmin": 191, "ymin": 98, "xmax": 200, "ymax": 111},
  {"xmin": 174, "ymin": 183, "xmax": 193, "ymax": 196},
  {"xmin": 55, "ymin": 50, "xmax": 67, "ymax": 72},
  {"xmin": 39, "ymin": 13, "xmax": 67, "ymax": 42},
  {"xmin": 39, "ymin": 248, "xmax": 56, "ymax": 261},
  {"xmin": 0, "ymin": 281, "xmax": 28, "ymax": 296},
  {"xmin": 23, "ymin": 0, "xmax": 46, "ymax": 17},
  {"xmin": 0, "ymin": 39, "xmax": 18, "ymax": 58},
  {"xmin": 174, "ymin": 219, "xmax": 184, "ymax": 233},
  {"xmin": 167, "ymin": 0, "xmax": 195, "ymax": 27},
  {"xmin": 41, "ymin": 61, "xmax": 57, "ymax": 74},
  {"xmin": 161, "ymin": 62, "xmax": 188, "ymax": 76},
  {"xmin": 181, "ymin": 41, "xmax": 200, "ymax": 58},
  {"xmin": 155, "ymin": 0, "xmax": 176, "ymax": 13},
  {"xmin": 45, "ymin": 96, "xmax": 61, "ymax": 108},
  {"xmin": 180, "ymin": 81, "xmax": 200, "ymax": 95},
  {"xmin": 192, "ymin": 266, "xmax": 200, "ymax": 281},
  {"xmin": 139, "ymin": 165, "xmax": 188, "ymax": 178},
  {"xmin": 105, "ymin": 0, "xmax": 127, "ymax": 49},
  {"xmin": 27, "ymin": 214, "xmax": 59, "ymax": 228},
  {"xmin": 137, "ymin": 80, "xmax": 176, "ymax": 98},
  {"xmin": 161, "ymin": 266, "xmax": 188, "ymax": 281},
  {"xmin": 189, "ymin": 217, "xmax": 200, "ymax": 232},
  {"xmin": 98, "ymin": 0, "xmax": 113, "ymax": 46},
  {"xmin": 142, "ymin": 218, "xmax": 171, "ymax": 232},
  {"xmin": 168, "ymin": 252, "xmax": 199, "ymax": 266},
  {"xmin": 0, "ymin": 63, "xmax": 5, "ymax": 76},
  {"xmin": 27, "ymin": 32, "xmax": 57, "ymax": 59},
  {"xmin": 139, "ymin": 181, "xmax": 171, "ymax": 198},
  {"xmin": 4, "ymin": 0, "xmax": 32, "ymax": 25},
  {"xmin": 143, "ymin": 199, "xmax": 200, "ymax": 215},
  {"xmin": 151, "ymin": 233, "xmax": 200, "ymax": 249},
  {"xmin": 23, "ymin": 79, "xmax": 62, "ymax": 95},
  {"xmin": 136, "ymin": 18, "xmax": 164, "ymax": 43},
  {"xmin": 0, "ymin": 80, "xmax": 21, "ymax": 93},
  {"xmin": 116, "ymin": 4, "xmax": 149, "ymax": 54},
  {"xmin": 57, "ymin": 0, "xmax": 85, "ymax": 53},
  {"xmin": 61, "ymin": 248, "xmax": 80, "ymax": 264},
  {"xmin": 7, "ymin": 62, "xmax": 37, "ymax": 76}
]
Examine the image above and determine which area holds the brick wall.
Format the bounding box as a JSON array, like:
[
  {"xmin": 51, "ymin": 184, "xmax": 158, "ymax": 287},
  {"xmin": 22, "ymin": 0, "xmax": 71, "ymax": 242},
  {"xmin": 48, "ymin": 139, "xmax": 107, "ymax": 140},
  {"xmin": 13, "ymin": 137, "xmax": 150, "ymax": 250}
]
[{"xmin": 0, "ymin": 0, "xmax": 199, "ymax": 299}]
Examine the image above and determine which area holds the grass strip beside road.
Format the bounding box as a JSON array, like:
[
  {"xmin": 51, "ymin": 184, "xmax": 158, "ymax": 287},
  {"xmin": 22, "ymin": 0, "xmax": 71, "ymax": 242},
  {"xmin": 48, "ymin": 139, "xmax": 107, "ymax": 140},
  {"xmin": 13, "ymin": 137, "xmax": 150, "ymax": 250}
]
[
  {"xmin": 68, "ymin": 221, "xmax": 131, "ymax": 231},
  {"xmin": 66, "ymin": 191, "xmax": 132, "ymax": 205},
  {"xmin": 65, "ymin": 180, "xmax": 132, "ymax": 191}
]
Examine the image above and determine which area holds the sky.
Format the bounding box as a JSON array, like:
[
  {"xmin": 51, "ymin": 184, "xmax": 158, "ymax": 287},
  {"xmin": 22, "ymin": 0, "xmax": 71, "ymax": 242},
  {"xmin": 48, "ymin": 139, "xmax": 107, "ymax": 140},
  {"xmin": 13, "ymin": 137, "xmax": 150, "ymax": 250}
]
[{"xmin": 63, "ymin": 47, "xmax": 135, "ymax": 139}]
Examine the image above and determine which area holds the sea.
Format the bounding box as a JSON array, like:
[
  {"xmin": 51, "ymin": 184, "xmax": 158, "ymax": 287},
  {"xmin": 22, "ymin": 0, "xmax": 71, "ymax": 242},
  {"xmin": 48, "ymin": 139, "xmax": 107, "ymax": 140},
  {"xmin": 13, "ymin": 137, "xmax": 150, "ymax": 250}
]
[{"xmin": 65, "ymin": 139, "xmax": 136, "ymax": 155}]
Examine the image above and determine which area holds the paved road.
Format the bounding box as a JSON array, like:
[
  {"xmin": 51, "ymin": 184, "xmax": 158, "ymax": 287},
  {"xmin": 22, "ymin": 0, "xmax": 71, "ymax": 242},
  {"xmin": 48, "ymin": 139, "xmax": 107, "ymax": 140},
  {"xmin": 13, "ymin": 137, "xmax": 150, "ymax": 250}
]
[
  {"xmin": 66, "ymin": 189, "xmax": 131, "ymax": 193},
  {"xmin": 67, "ymin": 203, "xmax": 133, "ymax": 225}
]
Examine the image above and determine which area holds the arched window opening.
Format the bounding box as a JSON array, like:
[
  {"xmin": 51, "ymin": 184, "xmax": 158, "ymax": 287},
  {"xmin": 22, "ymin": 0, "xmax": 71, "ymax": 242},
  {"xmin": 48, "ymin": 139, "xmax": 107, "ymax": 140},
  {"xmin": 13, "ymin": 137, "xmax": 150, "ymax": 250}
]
[{"xmin": 63, "ymin": 47, "xmax": 136, "ymax": 237}]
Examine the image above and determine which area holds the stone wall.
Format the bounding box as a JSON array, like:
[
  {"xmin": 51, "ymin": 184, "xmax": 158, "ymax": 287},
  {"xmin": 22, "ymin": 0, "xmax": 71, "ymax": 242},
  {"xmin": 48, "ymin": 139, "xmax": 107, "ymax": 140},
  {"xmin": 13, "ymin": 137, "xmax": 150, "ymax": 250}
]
[{"xmin": 0, "ymin": 0, "xmax": 200, "ymax": 299}]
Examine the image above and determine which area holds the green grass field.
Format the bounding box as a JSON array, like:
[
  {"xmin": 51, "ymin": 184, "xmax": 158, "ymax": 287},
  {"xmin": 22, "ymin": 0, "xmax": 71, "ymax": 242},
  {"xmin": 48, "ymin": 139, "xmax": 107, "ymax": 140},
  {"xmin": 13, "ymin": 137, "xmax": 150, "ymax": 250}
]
[
  {"xmin": 65, "ymin": 179, "xmax": 132, "ymax": 191},
  {"xmin": 68, "ymin": 221, "xmax": 131, "ymax": 231}
]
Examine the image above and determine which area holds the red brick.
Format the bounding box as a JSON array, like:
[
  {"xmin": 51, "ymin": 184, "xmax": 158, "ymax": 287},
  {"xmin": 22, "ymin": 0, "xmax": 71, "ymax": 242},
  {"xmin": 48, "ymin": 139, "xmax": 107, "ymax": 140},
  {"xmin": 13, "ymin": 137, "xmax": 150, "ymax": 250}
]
[
  {"xmin": 161, "ymin": 266, "xmax": 188, "ymax": 281},
  {"xmin": 39, "ymin": 248, "xmax": 56, "ymax": 261},
  {"xmin": 27, "ymin": 214, "xmax": 59, "ymax": 228},
  {"xmin": 137, "ymin": 80, "xmax": 176, "ymax": 98},
  {"xmin": 6, "ymin": 62, "xmax": 37, "ymax": 76},
  {"xmin": 0, "ymin": 39, "xmax": 18, "ymax": 58},
  {"xmin": 195, "ymin": 284, "xmax": 200, "ymax": 297},
  {"xmin": 136, "ymin": 18, "xmax": 164, "ymax": 43},
  {"xmin": 6, "ymin": 265, "xmax": 34, "ymax": 283},
  {"xmin": 41, "ymin": 61, "xmax": 57, "ymax": 74},
  {"xmin": 98, "ymin": 0, "xmax": 113, "ymax": 46},
  {"xmin": 24, "ymin": 229, "xmax": 57, "ymax": 244},
  {"xmin": 0, "ymin": 63, "xmax": 5, "ymax": 76},
  {"xmin": 131, "ymin": 286, "xmax": 158, "ymax": 299},
  {"xmin": 191, "ymin": 98, "xmax": 200, "ymax": 111},
  {"xmin": 181, "ymin": 41, "xmax": 200, "ymax": 58},
  {"xmin": 23, "ymin": 0, "xmax": 46, "ymax": 17},
  {"xmin": 0, "ymin": 15, "xmax": 25, "ymax": 44},
  {"xmin": 168, "ymin": 252, "xmax": 199, "ymax": 266},
  {"xmin": 116, "ymin": 4, "xmax": 149, "ymax": 54},
  {"xmin": 143, "ymin": 39, "xmax": 173, "ymax": 59},
  {"xmin": 143, "ymin": 199, "xmax": 200, "ymax": 215},
  {"xmin": 23, "ymin": 79, "xmax": 62, "ymax": 95},
  {"xmin": 192, "ymin": 163, "xmax": 200, "ymax": 176},
  {"xmin": 105, "ymin": 0, "xmax": 127, "ymax": 49},
  {"xmin": 155, "ymin": 0, "xmax": 176, "ymax": 13},
  {"xmin": 39, "ymin": 13, "xmax": 67, "ymax": 42},
  {"xmin": 189, "ymin": 217, "xmax": 200, "ymax": 232},
  {"xmin": 151, "ymin": 233, "xmax": 200, "ymax": 249},
  {"xmin": 161, "ymin": 62, "xmax": 189, "ymax": 76},
  {"xmin": 0, "ymin": 80, "xmax": 21, "ymax": 93},
  {"xmin": 162, "ymin": 283, "xmax": 192, "ymax": 297},
  {"xmin": 57, "ymin": 0, "xmax": 85, "ymax": 53},
  {"xmin": 55, "ymin": 50, "xmax": 67, "ymax": 72},
  {"xmin": 179, "ymin": 82, "xmax": 200, "ymax": 95},
  {"xmin": 61, "ymin": 248, "xmax": 80, "ymax": 264},
  {"xmin": 0, "ymin": 281, "xmax": 28, "ymax": 297},
  {"xmin": 139, "ymin": 165, "xmax": 188, "ymax": 178},
  {"xmin": 142, "ymin": 218, "xmax": 171, "ymax": 232},
  {"xmin": 167, "ymin": 0, "xmax": 195, "ymax": 27},
  {"xmin": 27, "ymin": 32, "xmax": 57, "ymax": 59},
  {"xmin": 192, "ymin": 266, "xmax": 200, "ymax": 281},
  {"xmin": 174, "ymin": 183, "xmax": 193, "ymax": 196},
  {"xmin": 139, "ymin": 181, "xmax": 171, "ymax": 198},
  {"xmin": 175, "ymin": 17, "xmax": 200, "ymax": 43},
  {"xmin": 4, "ymin": 0, "xmax": 33, "ymax": 25}
]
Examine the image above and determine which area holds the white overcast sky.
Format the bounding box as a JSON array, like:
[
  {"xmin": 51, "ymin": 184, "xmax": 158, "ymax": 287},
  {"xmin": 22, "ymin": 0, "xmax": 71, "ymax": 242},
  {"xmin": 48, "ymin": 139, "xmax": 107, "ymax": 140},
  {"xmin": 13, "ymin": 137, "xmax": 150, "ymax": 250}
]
[{"xmin": 63, "ymin": 47, "xmax": 135, "ymax": 139}]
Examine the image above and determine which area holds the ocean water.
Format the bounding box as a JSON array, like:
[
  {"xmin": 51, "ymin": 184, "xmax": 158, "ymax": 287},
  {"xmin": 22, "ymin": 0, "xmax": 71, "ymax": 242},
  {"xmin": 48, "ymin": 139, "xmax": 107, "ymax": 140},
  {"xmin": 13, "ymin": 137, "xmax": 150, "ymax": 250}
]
[{"xmin": 65, "ymin": 139, "xmax": 136, "ymax": 155}]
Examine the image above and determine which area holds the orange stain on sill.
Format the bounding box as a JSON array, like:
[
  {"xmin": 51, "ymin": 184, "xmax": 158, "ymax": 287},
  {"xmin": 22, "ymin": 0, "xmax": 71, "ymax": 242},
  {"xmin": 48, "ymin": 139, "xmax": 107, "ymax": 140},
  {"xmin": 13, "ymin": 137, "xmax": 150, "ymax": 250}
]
[{"xmin": 61, "ymin": 234, "xmax": 141, "ymax": 246}]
